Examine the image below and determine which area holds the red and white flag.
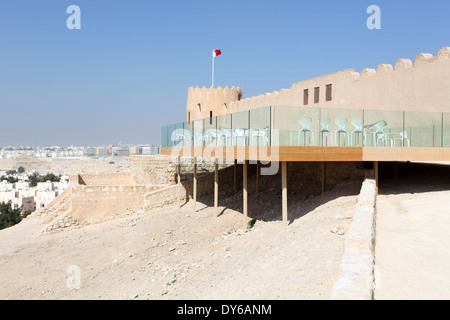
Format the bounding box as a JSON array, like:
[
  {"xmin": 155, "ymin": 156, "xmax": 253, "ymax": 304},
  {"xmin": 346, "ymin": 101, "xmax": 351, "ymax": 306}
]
[{"xmin": 212, "ymin": 49, "xmax": 222, "ymax": 87}]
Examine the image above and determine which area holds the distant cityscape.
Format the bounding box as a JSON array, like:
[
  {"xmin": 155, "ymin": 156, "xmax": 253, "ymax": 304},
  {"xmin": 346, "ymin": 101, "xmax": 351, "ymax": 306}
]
[
  {"xmin": 0, "ymin": 144, "xmax": 160, "ymax": 159},
  {"xmin": 0, "ymin": 171, "xmax": 69, "ymax": 213},
  {"xmin": 0, "ymin": 144, "xmax": 160, "ymax": 214}
]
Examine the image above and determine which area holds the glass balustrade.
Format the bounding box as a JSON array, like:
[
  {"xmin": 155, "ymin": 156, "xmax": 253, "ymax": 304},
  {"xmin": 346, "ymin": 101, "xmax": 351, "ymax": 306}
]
[
  {"xmin": 162, "ymin": 106, "xmax": 449, "ymax": 149},
  {"xmin": 404, "ymin": 111, "xmax": 442, "ymax": 148}
]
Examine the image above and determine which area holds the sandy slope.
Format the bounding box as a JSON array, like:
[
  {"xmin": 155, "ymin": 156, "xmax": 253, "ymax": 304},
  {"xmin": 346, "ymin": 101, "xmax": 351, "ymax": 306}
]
[{"xmin": 0, "ymin": 180, "xmax": 360, "ymax": 300}]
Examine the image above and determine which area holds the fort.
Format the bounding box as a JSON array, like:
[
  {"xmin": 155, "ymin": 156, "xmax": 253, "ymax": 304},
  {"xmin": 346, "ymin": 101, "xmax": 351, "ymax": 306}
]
[
  {"xmin": 186, "ymin": 47, "xmax": 450, "ymax": 122},
  {"xmin": 37, "ymin": 46, "xmax": 450, "ymax": 232},
  {"xmin": 15, "ymin": 46, "xmax": 450, "ymax": 300}
]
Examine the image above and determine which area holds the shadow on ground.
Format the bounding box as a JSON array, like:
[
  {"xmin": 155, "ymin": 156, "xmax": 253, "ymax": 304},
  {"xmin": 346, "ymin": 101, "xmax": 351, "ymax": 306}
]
[
  {"xmin": 184, "ymin": 172, "xmax": 364, "ymax": 226},
  {"xmin": 378, "ymin": 162, "xmax": 450, "ymax": 195}
]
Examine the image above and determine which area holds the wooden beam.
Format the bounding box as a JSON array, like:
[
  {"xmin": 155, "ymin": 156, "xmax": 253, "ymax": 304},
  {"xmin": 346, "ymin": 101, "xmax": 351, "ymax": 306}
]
[
  {"xmin": 256, "ymin": 161, "xmax": 260, "ymax": 193},
  {"xmin": 161, "ymin": 146, "xmax": 362, "ymax": 162},
  {"xmin": 394, "ymin": 161, "xmax": 398, "ymax": 180},
  {"xmin": 322, "ymin": 161, "xmax": 326, "ymax": 195},
  {"xmin": 234, "ymin": 159, "xmax": 238, "ymax": 193},
  {"xmin": 215, "ymin": 159, "xmax": 219, "ymax": 217},
  {"xmin": 282, "ymin": 161, "xmax": 288, "ymax": 226},
  {"xmin": 161, "ymin": 146, "xmax": 450, "ymax": 163},
  {"xmin": 363, "ymin": 147, "xmax": 450, "ymax": 162},
  {"xmin": 177, "ymin": 156, "xmax": 181, "ymax": 209},
  {"xmin": 243, "ymin": 160, "xmax": 248, "ymax": 229},
  {"xmin": 374, "ymin": 161, "xmax": 379, "ymax": 195},
  {"xmin": 193, "ymin": 158, "xmax": 197, "ymax": 212}
]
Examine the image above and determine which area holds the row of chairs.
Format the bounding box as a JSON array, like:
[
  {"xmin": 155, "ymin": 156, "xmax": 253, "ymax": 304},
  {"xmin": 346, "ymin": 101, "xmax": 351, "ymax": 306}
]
[
  {"xmin": 290, "ymin": 117, "xmax": 410, "ymax": 147},
  {"xmin": 171, "ymin": 126, "xmax": 270, "ymax": 146},
  {"xmin": 170, "ymin": 118, "xmax": 411, "ymax": 147}
]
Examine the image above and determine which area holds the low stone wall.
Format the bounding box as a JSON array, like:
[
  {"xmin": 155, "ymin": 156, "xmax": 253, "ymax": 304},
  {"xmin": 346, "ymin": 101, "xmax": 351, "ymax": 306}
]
[
  {"xmin": 144, "ymin": 163, "xmax": 242, "ymax": 209},
  {"xmin": 329, "ymin": 178, "xmax": 377, "ymax": 300},
  {"xmin": 130, "ymin": 155, "xmax": 235, "ymax": 186},
  {"xmin": 69, "ymin": 172, "xmax": 133, "ymax": 186},
  {"xmin": 130, "ymin": 155, "xmax": 177, "ymax": 185},
  {"xmin": 144, "ymin": 161, "xmax": 367, "ymax": 210},
  {"xmin": 287, "ymin": 161, "xmax": 366, "ymax": 195},
  {"xmin": 71, "ymin": 185, "xmax": 160, "ymax": 224},
  {"xmin": 52, "ymin": 157, "xmax": 368, "ymax": 231}
]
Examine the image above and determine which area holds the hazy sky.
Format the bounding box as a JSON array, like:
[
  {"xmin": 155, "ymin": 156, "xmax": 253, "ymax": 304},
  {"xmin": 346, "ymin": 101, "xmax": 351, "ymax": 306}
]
[{"xmin": 0, "ymin": 0, "xmax": 449, "ymax": 147}]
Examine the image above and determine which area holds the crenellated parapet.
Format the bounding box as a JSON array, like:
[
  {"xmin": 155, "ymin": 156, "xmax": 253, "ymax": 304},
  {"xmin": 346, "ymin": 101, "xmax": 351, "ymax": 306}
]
[
  {"xmin": 186, "ymin": 86, "xmax": 242, "ymax": 121},
  {"xmin": 186, "ymin": 46, "xmax": 450, "ymax": 118}
]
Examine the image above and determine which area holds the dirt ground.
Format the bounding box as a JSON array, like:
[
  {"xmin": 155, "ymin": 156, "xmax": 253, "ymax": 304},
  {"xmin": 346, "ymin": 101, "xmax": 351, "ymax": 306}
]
[
  {"xmin": 374, "ymin": 162, "xmax": 450, "ymax": 300},
  {"xmin": 0, "ymin": 154, "xmax": 130, "ymax": 175},
  {"xmin": 0, "ymin": 156, "xmax": 363, "ymax": 300}
]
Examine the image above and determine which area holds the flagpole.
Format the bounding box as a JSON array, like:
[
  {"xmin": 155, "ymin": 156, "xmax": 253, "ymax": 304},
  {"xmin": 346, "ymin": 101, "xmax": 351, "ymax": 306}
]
[{"xmin": 212, "ymin": 50, "xmax": 215, "ymax": 88}]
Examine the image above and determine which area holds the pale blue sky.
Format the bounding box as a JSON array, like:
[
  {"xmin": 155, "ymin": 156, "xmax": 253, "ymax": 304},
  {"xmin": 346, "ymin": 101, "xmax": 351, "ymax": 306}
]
[{"xmin": 0, "ymin": 0, "xmax": 449, "ymax": 146}]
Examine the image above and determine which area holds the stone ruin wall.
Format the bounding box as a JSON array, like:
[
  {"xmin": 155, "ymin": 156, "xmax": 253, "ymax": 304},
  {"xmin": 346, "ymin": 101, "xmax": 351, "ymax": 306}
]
[{"xmin": 46, "ymin": 156, "xmax": 367, "ymax": 232}]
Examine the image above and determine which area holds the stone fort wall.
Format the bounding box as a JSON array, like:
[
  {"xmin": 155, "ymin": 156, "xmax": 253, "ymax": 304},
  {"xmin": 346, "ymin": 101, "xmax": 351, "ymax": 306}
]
[{"xmin": 186, "ymin": 47, "xmax": 450, "ymax": 121}]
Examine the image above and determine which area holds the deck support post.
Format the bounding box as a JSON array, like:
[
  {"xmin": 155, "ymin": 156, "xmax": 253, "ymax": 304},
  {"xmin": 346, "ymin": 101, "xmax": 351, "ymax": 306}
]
[
  {"xmin": 322, "ymin": 161, "xmax": 326, "ymax": 195},
  {"xmin": 256, "ymin": 161, "xmax": 260, "ymax": 193},
  {"xmin": 394, "ymin": 161, "xmax": 398, "ymax": 180},
  {"xmin": 193, "ymin": 157, "xmax": 197, "ymax": 212},
  {"xmin": 177, "ymin": 156, "xmax": 181, "ymax": 209},
  {"xmin": 215, "ymin": 159, "xmax": 219, "ymax": 217},
  {"xmin": 243, "ymin": 160, "xmax": 248, "ymax": 229},
  {"xmin": 374, "ymin": 161, "xmax": 379, "ymax": 195},
  {"xmin": 282, "ymin": 161, "xmax": 288, "ymax": 226},
  {"xmin": 234, "ymin": 159, "xmax": 238, "ymax": 193}
]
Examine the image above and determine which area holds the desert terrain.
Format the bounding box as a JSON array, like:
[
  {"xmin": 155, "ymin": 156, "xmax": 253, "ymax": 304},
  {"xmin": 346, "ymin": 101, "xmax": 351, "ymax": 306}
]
[
  {"xmin": 0, "ymin": 154, "xmax": 130, "ymax": 175},
  {"xmin": 3, "ymin": 156, "xmax": 450, "ymax": 300},
  {"xmin": 0, "ymin": 155, "xmax": 361, "ymax": 300}
]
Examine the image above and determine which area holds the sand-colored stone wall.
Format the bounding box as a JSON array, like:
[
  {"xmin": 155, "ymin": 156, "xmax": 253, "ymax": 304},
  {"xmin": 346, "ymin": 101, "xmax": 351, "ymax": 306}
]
[
  {"xmin": 187, "ymin": 47, "xmax": 450, "ymax": 121},
  {"xmin": 186, "ymin": 86, "xmax": 242, "ymax": 121},
  {"xmin": 330, "ymin": 178, "xmax": 377, "ymax": 300},
  {"xmin": 59, "ymin": 157, "xmax": 367, "ymax": 228},
  {"xmin": 70, "ymin": 172, "xmax": 133, "ymax": 186},
  {"xmin": 130, "ymin": 155, "xmax": 177, "ymax": 185},
  {"xmin": 144, "ymin": 160, "xmax": 367, "ymax": 209},
  {"xmin": 130, "ymin": 155, "xmax": 236, "ymax": 186},
  {"xmin": 71, "ymin": 185, "xmax": 160, "ymax": 224}
]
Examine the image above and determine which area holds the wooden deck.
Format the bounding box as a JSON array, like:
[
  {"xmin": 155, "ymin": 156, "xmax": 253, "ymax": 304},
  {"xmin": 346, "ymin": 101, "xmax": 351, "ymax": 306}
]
[
  {"xmin": 161, "ymin": 146, "xmax": 450, "ymax": 162},
  {"xmin": 162, "ymin": 145, "xmax": 450, "ymax": 228}
]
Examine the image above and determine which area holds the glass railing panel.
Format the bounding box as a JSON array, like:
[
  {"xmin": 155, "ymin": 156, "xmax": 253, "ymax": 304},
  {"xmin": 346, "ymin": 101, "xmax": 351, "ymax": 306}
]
[
  {"xmin": 161, "ymin": 125, "xmax": 169, "ymax": 147},
  {"xmin": 404, "ymin": 111, "xmax": 442, "ymax": 148},
  {"xmin": 273, "ymin": 106, "xmax": 320, "ymax": 146},
  {"xmin": 249, "ymin": 107, "xmax": 271, "ymax": 146},
  {"xmin": 363, "ymin": 110, "xmax": 404, "ymax": 147},
  {"xmin": 184, "ymin": 121, "xmax": 194, "ymax": 147},
  {"xmin": 173, "ymin": 122, "xmax": 186, "ymax": 147},
  {"xmin": 163, "ymin": 123, "xmax": 180, "ymax": 147},
  {"xmin": 443, "ymin": 113, "xmax": 450, "ymax": 148},
  {"xmin": 193, "ymin": 119, "xmax": 204, "ymax": 147},
  {"xmin": 203, "ymin": 117, "xmax": 218, "ymax": 147},
  {"xmin": 217, "ymin": 113, "xmax": 232, "ymax": 147},
  {"xmin": 320, "ymin": 107, "xmax": 364, "ymax": 147},
  {"xmin": 231, "ymin": 110, "xmax": 250, "ymax": 146}
]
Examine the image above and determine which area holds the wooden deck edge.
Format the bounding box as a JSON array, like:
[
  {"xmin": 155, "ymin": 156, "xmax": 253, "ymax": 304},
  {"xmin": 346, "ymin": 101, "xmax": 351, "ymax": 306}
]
[{"xmin": 160, "ymin": 146, "xmax": 450, "ymax": 162}]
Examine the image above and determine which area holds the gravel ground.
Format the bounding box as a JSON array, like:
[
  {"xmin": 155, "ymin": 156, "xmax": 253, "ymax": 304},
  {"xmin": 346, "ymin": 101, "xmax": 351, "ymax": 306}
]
[{"xmin": 0, "ymin": 177, "xmax": 361, "ymax": 300}]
